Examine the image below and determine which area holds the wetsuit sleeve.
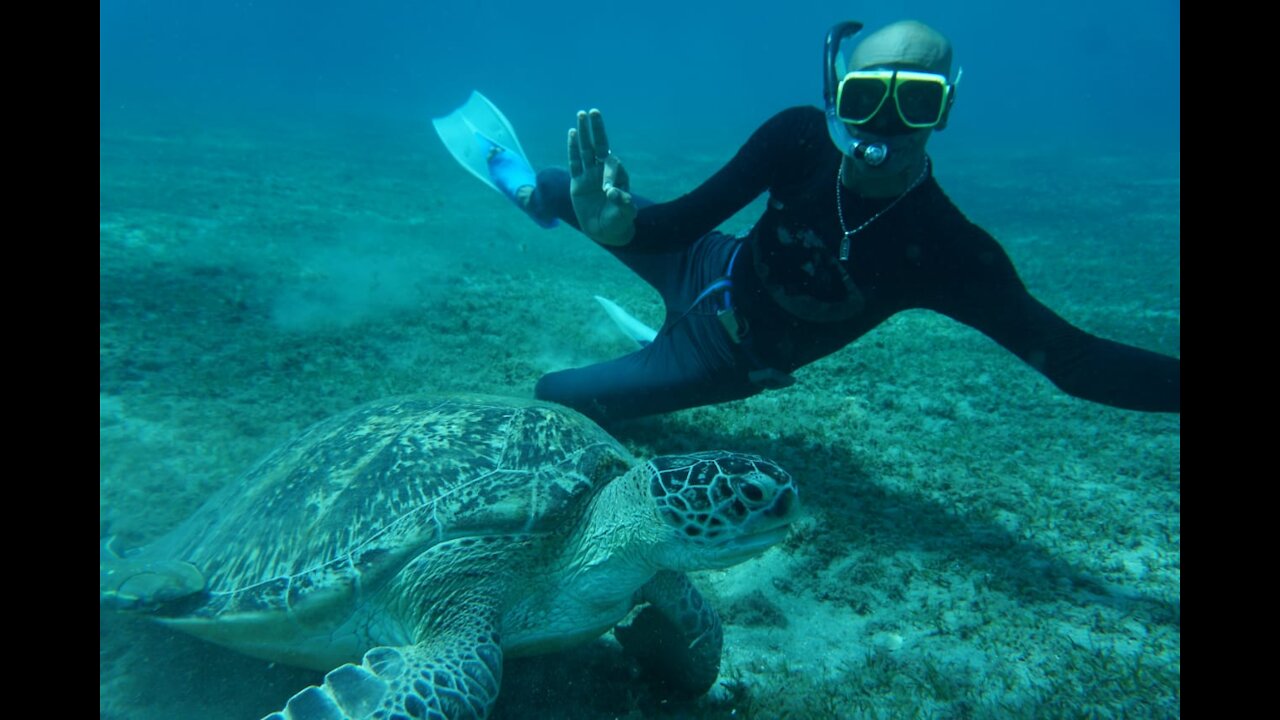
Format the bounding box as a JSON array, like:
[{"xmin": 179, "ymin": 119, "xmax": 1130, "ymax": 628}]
[
  {"xmin": 528, "ymin": 107, "xmax": 824, "ymax": 251},
  {"xmin": 627, "ymin": 108, "xmax": 823, "ymax": 251},
  {"xmin": 927, "ymin": 216, "xmax": 1180, "ymax": 413}
]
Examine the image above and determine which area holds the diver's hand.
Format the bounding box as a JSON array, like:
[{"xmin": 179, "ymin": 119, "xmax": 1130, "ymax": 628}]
[{"xmin": 568, "ymin": 109, "xmax": 636, "ymax": 246}]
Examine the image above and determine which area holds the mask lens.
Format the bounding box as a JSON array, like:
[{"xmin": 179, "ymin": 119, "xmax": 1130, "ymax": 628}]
[
  {"xmin": 838, "ymin": 74, "xmax": 890, "ymax": 124},
  {"xmin": 895, "ymin": 76, "xmax": 947, "ymax": 127}
]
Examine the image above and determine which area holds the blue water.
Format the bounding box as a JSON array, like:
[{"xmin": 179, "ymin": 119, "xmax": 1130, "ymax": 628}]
[{"xmin": 101, "ymin": 0, "xmax": 1178, "ymax": 150}]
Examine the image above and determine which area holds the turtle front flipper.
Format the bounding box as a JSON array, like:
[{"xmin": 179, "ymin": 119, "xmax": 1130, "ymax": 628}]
[
  {"xmin": 614, "ymin": 570, "xmax": 723, "ymax": 697},
  {"xmin": 264, "ymin": 630, "xmax": 504, "ymax": 720},
  {"xmin": 100, "ymin": 538, "xmax": 206, "ymax": 612}
]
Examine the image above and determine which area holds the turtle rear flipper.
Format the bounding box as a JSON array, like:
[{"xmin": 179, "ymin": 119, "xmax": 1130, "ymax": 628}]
[
  {"xmin": 265, "ymin": 630, "xmax": 503, "ymax": 720},
  {"xmin": 100, "ymin": 538, "xmax": 206, "ymax": 612}
]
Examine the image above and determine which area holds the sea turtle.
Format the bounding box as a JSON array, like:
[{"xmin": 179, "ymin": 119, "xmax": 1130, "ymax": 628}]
[{"xmin": 101, "ymin": 394, "xmax": 799, "ymax": 720}]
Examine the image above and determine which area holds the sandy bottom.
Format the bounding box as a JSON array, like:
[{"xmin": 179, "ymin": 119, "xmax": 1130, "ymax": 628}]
[{"xmin": 100, "ymin": 116, "xmax": 1179, "ymax": 719}]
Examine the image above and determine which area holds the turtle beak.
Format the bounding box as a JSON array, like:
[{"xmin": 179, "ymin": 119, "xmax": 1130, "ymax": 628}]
[{"xmin": 713, "ymin": 522, "xmax": 793, "ymax": 565}]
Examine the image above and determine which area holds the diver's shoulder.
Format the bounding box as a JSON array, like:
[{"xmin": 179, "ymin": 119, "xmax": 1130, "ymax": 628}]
[
  {"xmin": 764, "ymin": 105, "xmax": 825, "ymax": 130},
  {"xmin": 752, "ymin": 105, "xmax": 828, "ymax": 146},
  {"xmin": 917, "ymin": 174, "xmax": 999, "ymax": 245}
]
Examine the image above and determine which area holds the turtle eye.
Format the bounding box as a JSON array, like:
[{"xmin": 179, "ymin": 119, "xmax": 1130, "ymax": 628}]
[{"xmin": 740, "ymin": 482, "xmax": 765, "ymax": 504}]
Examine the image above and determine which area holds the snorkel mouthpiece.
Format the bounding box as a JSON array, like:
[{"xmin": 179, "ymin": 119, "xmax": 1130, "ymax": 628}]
[
  {"xmin": 824, "ymin": 21, "xmax": 887, "ymax": 167},
  {"xmin": 852, "ymin": 141, "xmax": 887, "ymax": 166}
]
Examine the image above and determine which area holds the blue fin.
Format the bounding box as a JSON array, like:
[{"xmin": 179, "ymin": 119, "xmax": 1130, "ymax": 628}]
[{"xmin": 434, "ymin": 91, "xmax": 558, "ymax": 228}]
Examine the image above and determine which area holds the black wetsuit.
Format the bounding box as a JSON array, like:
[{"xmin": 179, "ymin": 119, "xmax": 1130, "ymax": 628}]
[{"xmin": 526, "ymin": 106, "xmax": 1180, "ymax": 422}]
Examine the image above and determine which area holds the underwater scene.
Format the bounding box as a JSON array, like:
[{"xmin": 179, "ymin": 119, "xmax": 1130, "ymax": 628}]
[{"xmin": 101, "ymin": 1, "xmax": 1179, "ymax": 718}]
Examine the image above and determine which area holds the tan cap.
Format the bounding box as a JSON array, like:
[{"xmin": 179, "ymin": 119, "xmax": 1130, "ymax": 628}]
[{"xmin": 849, "ymin": 20, "xmax": 953, "ymax": 77}]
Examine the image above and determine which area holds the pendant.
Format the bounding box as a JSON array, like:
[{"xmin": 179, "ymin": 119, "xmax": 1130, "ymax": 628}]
[{"xmin": 839, "ymin": 232, "xmax": 854, "ymax": 261}]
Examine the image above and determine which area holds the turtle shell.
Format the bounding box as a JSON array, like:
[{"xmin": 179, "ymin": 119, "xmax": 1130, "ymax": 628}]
[{"xmin": 143, "ymin": 394, "xmax": 634, "ymax": 619}]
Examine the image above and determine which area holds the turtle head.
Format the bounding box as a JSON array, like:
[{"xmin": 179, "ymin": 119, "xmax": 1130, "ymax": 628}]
[{"xmin": 646, "ymin": 452, "xmax": 799, "ymax": 570}]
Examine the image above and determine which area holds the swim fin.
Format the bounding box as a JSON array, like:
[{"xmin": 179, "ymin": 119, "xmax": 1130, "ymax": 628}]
[{"xmin": 433, "ymin": 91, "xmax": 558, "ymax": 228}]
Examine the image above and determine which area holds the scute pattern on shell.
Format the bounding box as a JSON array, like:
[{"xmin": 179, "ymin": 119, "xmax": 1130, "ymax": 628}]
[{"xmin": 144, "ymin": 395, "xmax": 633, "ymax": 618}]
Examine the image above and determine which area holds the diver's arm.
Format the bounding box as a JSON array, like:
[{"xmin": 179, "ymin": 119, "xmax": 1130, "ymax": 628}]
[
  {"xmin": 628, "ymin": 106, "xmax": 824, "ymax": 251},
  {"xmin": 550, "ymin": 105, "xmax": 824, "ymax": 251},
  {"xmin": 979, "ymin": 291, "xmax": 1179, "ymax": 412},
  {"xmin": 933, "ymin": 222, "xmax": 1180, "ymax": 413}
]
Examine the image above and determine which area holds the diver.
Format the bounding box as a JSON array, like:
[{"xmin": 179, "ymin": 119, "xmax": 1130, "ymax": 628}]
[{"xmin": 435, "ymin": 19, "xmax": 1180, "ymax": 423}]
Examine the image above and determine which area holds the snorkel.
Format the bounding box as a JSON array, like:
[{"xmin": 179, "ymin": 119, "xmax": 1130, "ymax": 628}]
[{"xmin": 824, "ymin": 21, "xmax": 888, "ymax": 167}]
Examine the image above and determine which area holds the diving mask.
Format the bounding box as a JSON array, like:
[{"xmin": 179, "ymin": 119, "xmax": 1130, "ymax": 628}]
[{"xmin": 836, "ymin": 69, "xmax": 957, "ymax": 129}]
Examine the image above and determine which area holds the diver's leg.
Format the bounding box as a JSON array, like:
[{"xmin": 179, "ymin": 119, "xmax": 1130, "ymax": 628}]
[
  {"xmin": 529, "ymin": 170, "xmax": 735, "ymax": 307},
  {"xmin": 534, "ymin": 230, "xmax": 756, "ymax": 422},
  {"xmin": 473, "ymin": 133, "xmax": 559, "ymax": 229},
  {"xmin": 534, "ymin": 307, "xmax": 759, "ymax": 423}
]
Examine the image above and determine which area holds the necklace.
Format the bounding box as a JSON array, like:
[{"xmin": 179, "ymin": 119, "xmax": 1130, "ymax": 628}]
[{"xmin": 836, "ymin": 155, "xmax": 930, "ymax": 261}]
